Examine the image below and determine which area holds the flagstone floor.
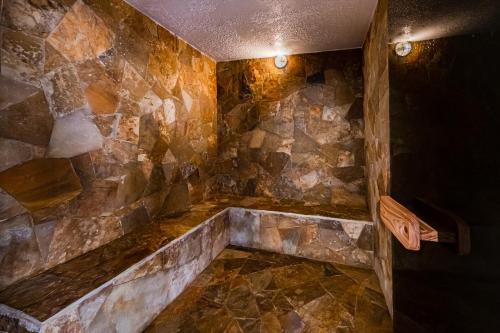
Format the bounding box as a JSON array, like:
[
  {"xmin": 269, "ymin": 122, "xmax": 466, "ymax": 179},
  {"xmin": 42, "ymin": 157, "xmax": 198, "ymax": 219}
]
[{"xmin": 144, "ymin": 246, "xmax": 392, "ymax": 333}]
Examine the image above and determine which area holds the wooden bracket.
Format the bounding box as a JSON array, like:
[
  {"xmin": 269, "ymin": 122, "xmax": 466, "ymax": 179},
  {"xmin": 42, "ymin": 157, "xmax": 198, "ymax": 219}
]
[
  {"xmin": 380, "ymin": 196, "xmax": 421, "ymax": 250},
  {"xmin": 411, "ymin": 198, "xmax": 470, "ymax": 255},
  {"xmin": 379, "ymin": 196, "xmax": 470, "ymax": 254}
]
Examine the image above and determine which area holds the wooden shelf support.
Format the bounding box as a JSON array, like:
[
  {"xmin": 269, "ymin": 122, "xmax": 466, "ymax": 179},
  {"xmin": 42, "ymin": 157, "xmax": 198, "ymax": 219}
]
[
  {"xmin": 411, "ymin": 198, "xmax": 470, "ymax": 255},
  {"xmin": 380, "ymin": 196, "xmax": 421, "ymax": 250},
  {"xmin": 379, "ymin": 196, "xmax": 470, "ymax": 255}
]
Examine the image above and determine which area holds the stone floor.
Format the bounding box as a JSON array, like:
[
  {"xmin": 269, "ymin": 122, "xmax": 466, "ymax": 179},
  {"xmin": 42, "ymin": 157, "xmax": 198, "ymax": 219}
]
[{"xmin": 144, "ymin": 246, "xmax": 392, "ymax": 333}]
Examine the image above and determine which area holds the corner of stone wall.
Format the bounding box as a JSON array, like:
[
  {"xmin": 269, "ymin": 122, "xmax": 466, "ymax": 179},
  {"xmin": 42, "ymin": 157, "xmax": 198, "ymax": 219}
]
[{"xmin": 362, "ymin": 0, "xmax": 393, "ymax": 316}]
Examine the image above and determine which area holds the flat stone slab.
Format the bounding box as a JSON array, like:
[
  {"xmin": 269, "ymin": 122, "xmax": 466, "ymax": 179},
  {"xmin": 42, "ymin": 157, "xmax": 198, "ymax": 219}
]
[
  {"xmin": 46, "ymin": 108, "xmax": 103, "ymax": 158},
  {"xmin": 0, "ymin": 158, "xmax": 82, "ymax": 212},
  {"xmin": 0, "ymin": 196, "xmax": 373, "ymax": 332},
  {"xmin": 212, "ymin": 195, "xmax": 371, "ymax": 221}
]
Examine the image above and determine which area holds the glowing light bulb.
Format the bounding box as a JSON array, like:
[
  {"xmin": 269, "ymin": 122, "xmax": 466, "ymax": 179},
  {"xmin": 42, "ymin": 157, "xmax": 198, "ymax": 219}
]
[
  {"xmin": 395, "ymin": 42, "xmax": 412, "ymax": 57},
  {"xmin": 274, "ymin": 54, "xmax": 288, "ymax": 69}
]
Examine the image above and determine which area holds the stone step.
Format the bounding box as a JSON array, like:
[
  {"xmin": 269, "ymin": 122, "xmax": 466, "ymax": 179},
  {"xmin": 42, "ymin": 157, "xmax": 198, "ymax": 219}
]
[{"xmin": 0, "ymin": 196, "xmax": 373, "ymax": 333}]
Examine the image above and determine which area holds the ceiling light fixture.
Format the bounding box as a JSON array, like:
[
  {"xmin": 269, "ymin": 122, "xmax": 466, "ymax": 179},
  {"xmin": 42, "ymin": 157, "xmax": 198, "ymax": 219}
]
[
  {"xmin": 274, "ymin": 54, "xmax": 288, "ymax": 69},
  {"xmin": 395, "ymin": 41, "xmax": 412, "ymax": 57}
]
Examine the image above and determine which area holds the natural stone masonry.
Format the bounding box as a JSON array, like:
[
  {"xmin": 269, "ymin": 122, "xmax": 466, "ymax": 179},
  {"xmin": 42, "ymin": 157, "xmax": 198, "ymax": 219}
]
[
  {"xmin": 0, "ymin": 0, "xmax": 217, "ymax": 289},
  {"xmin": 0, "ymin": 159, "xmax": 82, "ymax": 213},
  {"xmin": 37, "ymin": 212, "xmax": 230, "ymax": 333},
  {"xmin": 0, "ymin": 197, "xmax": 373, "ymax": 333},
  {"xmin": 230, "ymin": 209, "xmax": 373, "ymax": 268},
  {"xmin": 215, "ymin": 51, "xmax": 366, "ymax": 209},
  {"xmin": 363, "ymin": 0, "xmax": 392, "ymax": 314}
]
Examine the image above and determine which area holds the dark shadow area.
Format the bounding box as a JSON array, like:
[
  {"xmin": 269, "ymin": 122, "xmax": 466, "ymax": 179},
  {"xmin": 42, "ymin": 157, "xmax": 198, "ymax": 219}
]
[{"xmin": 389, "ymin": 32, "xmax": 500, "ymax": 332}]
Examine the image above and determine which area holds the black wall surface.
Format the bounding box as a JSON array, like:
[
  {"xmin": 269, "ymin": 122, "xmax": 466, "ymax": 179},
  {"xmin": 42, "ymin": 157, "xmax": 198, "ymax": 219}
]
[{"xmin": 389, "ymin": 33, "xmax": 500, "ymax": 333}]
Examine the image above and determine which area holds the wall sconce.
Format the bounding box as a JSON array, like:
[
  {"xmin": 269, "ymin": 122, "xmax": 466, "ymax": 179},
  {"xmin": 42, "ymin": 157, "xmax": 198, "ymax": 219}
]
[
  {"xmin": 395, "ymin": 41, "xmax": 412, "ymax": 57},
  {"xmin": 274, "ymin": 55, "xmax": 288, "ymax": 69}
]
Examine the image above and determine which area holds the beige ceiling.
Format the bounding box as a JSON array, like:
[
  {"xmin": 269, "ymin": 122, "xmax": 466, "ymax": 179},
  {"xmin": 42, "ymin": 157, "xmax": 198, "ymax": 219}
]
[{"xmin": 125, "ymin": 0, "xmax": 378, "ymax": 61}]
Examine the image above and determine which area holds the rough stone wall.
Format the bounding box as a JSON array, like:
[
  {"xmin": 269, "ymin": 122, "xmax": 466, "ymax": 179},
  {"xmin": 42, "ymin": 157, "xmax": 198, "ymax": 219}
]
[
  {"xmin": 0, "ymin": 0, "xmax": 216, "ymax": 289},
  {"xmin": 215, "ymin": 51, "xmax": 367, "ymax": 208},
  {"xmin": 363, "ymin": 0, "xmax": 392, "ymax": 315}
]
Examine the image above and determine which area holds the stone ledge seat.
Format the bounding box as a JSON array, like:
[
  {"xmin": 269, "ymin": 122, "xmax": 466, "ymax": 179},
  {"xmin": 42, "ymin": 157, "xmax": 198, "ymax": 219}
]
[{"xmin": 0, "ymin": 196, "xmax": 372, "ymax": 333}]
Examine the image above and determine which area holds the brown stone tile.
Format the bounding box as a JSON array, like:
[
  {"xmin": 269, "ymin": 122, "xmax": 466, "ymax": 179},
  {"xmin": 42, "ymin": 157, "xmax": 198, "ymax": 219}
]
[
  {"xmin": 0, "ymin": 188, "xmax": 27, "ymax": 222},
  {"xmin": 144, "ymin": 246, "xmax": 390, "ymax": 333},
  {"xmin": 331, "ymin": 186, "xmax": 367, "ymax": 209},
  {"xmin": 33, "ymin": 219, "xmax": 56, "ymax": 263},
  {"xmin": 146, "ymin": 38, "xmax": 179, "ymax": 97},
  {"xmin": 70, "ymin": 152, "xmax": 96, "ymax": 188},
  {"xmin": 114, "ymin": 164, "xmax": 148, "ymax": 207},
  {"xmin": 120, "ymin": 205, "xmax": 150, "ymax": 234},
  {"xmin": 226, "ymin": 282, "xmax": 260, "ymax": 319},
  {"xmin": 119, "ymin": 62, "xmax": 150, "ymax": 103},
  {"xmin": 238, "ymin": 259, "xmax": 274, "ymax": 275},
  {"xmin": 195, "ymin": 308, "xmax": 234, "ymax": 333},
  {"xmin": 0, "ymin": 158, "xmax": 82, "ymax": 212},
  {"xmin": 44, "ymin": 215, "xmax": 123, "ymax": 268},
  {"xmin": 297, "ymin": 294, "xmax": 354, "ymax": 332},
  {"xmin": 0, "ymin": 77, "xmax": 53, "ymax": 146},
  {"xmin": 93, "ymin": 114, "xmax": 117, "ymax": 137},
  {"xmin": 116, "ymin": 114, "xmax": 140, "ymax": 143},
  {"xmin": 46, "ymin": 0, "xmax": 114, "ymax": 63},
  {"xmin": 246, "ymin": 268, "xmax": 275, "ymax": 292},
  {"xmin": 355, "ymin": 288, "xmax": 392, "ymax": 333},
  {"xmin": 279, "ymin": 310, "xmax": 305, "ymax": 333},
  {"xmin": 162, "ymin": 182, "xmax": 191, "ymax": 216},
  {"xmin": 1, "ymin": 29, "xmax": 44, "ymax": 86},
  {"xmin": 282, "ymin": 281, "xmax": 328, "ymax": 308},
  {"xmin": 357, "ymin": 225, "xmax": 374, "ymax": 251},
  {"xmin": 1, "ymin": 0, "xmax": 74, "ymax": 38},
  {"xmin": 320, "ymin": 275, "xmax": 359, "ymax": 311},
  {"xmin": 68, "ymin": 178, "xmax": 120, "ymax": 218},
  {"xmin": 76, "ymin": 60, "xmax": 120, "ymax": 115},
  {"xmin": 41, "ymin": 64, "xmax": 86, "ymax": 116},
  {"xmin": 0, "ymin": 213, "xmax": 42, "ymax": 289},
  {"xmin": 0, "ymin": 138, "xmax": 46, "ymax": 173},
  {"xmin": 44, "ymin": 41, "xmax": 68, "ymax": 73},
  {"xmin": 115, "ymin": 21, "xmax": 151, "ymax": 79},
  {"xmin": 271, "ymin": 263, "xmax": 321, "ymax": 289}
]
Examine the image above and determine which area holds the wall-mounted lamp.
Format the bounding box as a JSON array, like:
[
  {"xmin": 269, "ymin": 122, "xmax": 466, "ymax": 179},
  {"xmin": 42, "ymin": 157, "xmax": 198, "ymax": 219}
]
[
  {"xmin": 274, "ymin": 55, "xmax": 288, "ymax": 69},
  {"xmin": 395, "ymin": 41, "xmax": 412, "ymax": 57}
]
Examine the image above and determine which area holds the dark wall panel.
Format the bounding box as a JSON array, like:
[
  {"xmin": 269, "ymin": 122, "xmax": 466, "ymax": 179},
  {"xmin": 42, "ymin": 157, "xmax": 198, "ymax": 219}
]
[{"xmin": 390, "ymin": 33, "xmax": 500, "ymax": 332}]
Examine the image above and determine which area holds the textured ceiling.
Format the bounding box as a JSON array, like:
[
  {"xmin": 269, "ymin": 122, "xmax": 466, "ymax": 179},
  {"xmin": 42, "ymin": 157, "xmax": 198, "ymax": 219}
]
[
  {"xmin": 125, "ymin": 0, "xmax": 378, "ymax": 61},
  {"xmin": 389, "ymin": 0, "xmax": 500, "ymax": 43}
]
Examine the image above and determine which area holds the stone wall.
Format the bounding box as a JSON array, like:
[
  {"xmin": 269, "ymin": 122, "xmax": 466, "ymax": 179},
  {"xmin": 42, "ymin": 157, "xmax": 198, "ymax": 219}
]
[
  {"xmin": 215, "ymin": 51, "xmax": 366, "ymax": 208},
  {"xmin": 362, "ymin": 0, "xmax": 392, "ymax": 315},
  {"xmin": 0, "ymin": 0, "xmax": 217, "ymax": 289}
]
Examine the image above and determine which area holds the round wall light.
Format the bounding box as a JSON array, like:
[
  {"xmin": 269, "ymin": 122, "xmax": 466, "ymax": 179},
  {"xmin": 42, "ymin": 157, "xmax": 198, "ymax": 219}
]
[
  {"xmin": 274, "ymin": 55, "xmax": 288, "ymax": 69},
  {"xmin": 395, "ymin": 42, "xmax": 412, "ymax": 57}
]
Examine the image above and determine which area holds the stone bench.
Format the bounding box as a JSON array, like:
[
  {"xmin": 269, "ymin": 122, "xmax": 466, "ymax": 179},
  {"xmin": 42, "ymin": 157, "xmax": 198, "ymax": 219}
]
[{"xmin": 0, "ymin": 196, "xmax": 373, "ymax": 333}]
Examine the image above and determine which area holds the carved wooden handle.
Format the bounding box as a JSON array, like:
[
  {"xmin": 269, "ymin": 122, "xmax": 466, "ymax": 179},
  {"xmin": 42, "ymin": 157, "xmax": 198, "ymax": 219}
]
[{"xmin": 380, "ymin": 196, "xmax": 421, "ymax": 250}]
